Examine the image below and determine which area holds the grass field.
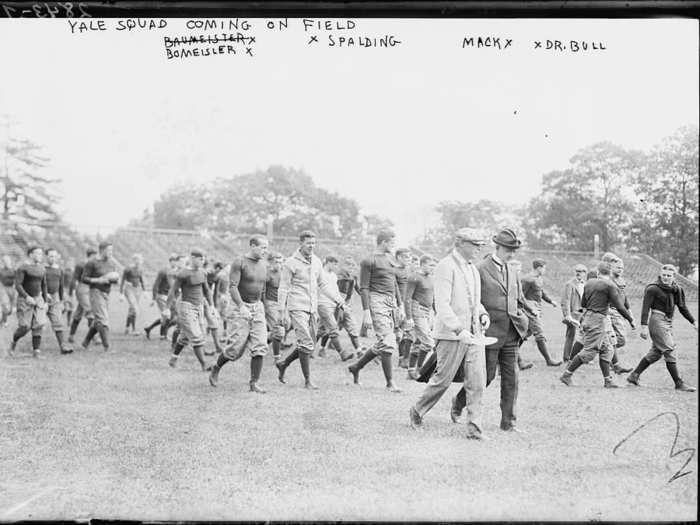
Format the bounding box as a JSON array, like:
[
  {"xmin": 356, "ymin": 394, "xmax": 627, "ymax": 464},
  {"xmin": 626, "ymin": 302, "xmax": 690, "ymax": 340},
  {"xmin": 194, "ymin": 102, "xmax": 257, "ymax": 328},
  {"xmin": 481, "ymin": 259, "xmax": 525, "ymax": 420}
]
[{"xmin": 1, "ymin": 298, "xmax": 697, "ymax": 521}]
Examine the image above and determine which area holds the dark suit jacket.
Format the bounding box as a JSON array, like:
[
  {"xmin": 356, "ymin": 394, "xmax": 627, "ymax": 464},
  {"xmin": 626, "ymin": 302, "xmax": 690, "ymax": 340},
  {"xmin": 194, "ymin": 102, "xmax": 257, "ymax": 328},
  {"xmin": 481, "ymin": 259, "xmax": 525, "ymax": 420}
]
[{"xmin": 477, "ymin": 254, "xmax": 533, "ymax": 346}]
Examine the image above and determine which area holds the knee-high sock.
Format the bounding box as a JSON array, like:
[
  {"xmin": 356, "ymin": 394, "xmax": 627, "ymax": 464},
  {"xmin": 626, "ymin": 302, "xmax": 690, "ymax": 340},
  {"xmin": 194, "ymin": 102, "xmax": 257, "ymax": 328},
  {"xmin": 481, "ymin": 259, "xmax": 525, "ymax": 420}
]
[
  {"xmin": 13, "ymin": 325, "xmax": 29, "ymax": 343},
  {"xmin": 599, "ymin": 359, "xmax": 612, "ymax": 378},
  {"xmin": 570, "ymin": 341, "xmax": 583, "ymax": 360},
  {"xmin": 272, "ymin": 339, "xmax": 281, "ymax": 357},
  {"xmin": 31, "ymin": 335, "xmax": 41, "ymax": 350},
  {"xmin": 55, "ymin": 330, "xmax": 66, "ymax": 348},
  {"xmin": 299, "ymin": 351, "xmax": 311, "ymax": 381},
  {"xmin": 192, "ymin": 344, "xmax": 206, "ymax": 367},
  {"xmin": 666, "ymin": 362, "xmax": 682, "ymax": 385},
  {"xmin": 380, "ymin": 353, "xmax": 394, "ymax": 385},
  {"xmin": 349, "ymin": 335, "xmax": 360, "ymax": 350},
  {"xmin": 633, "ymin": 357, "xmax": 652, "ymax": 376},
  {"xmin": 416, "ymin": 349, "xmax": 428, "ymax": 368},
  {"xmin": 250, "ymin": 355, "xmax": 263, "ymax": 382},
  {"xmin": 172, "ymin": 341, "xmax": 185, "ymax": 356},
  {"xmin": 565, "ymin": 355, "xmax": 584, "ymax": 374},
  {"xmin": 352, "ymin": 348, "xmax": 377, "ymax": 371},
  {"xmin": 69, "ymin": 316, "xmax": 81, "ymax": 336},
  {"xmin": 97, "ymin": 326, "xmax": 110, "ymax": 349},
  {"xmin": 215, "ymin": 353, "xmax": 230, "ymax": 369},
  {"xmin": 282, "ymin": 348, "xmax": 300, "ymax": 367},
  {"xmin": 83, "ymin": 325, "xmax": 97, "ymax": 345}
]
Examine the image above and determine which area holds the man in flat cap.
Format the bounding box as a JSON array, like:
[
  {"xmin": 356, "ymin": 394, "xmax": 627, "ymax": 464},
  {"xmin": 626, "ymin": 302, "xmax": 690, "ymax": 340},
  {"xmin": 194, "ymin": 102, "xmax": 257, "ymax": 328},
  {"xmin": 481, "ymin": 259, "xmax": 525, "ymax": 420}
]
[
  {"xmin": 409, "ymin": 228, "xmax": 490, "ymax": 439},
  {"xmin": 560, "ymin": 264, "xmax": 587, "ymax": 362},
  {"xmin": 452, "ymin": 228, "xmax": 536, "ymax": 432}
]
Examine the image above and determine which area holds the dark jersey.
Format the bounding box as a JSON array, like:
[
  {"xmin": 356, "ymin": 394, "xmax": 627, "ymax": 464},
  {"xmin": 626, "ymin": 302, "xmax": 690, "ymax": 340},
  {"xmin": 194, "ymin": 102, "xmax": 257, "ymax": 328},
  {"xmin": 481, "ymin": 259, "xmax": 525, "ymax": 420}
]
[
  {"xmin": 394, "ymin": 265, "xmax": 411, "ymax": 303},
  {"xmin": 265, "ymin": 268, "xmax": 281, "ymax": 302},
  {"xmin": 172, "ymin": 268, "xmax": 210, "ymax": 306},
  {"xmin": 336, "ymin": 269, "xmax": 359, "ymax": 302},
  {"xmin": 641, "ymin": 281, "xmax": 695, "ymax": 326},
  {"xmin": 581, "ymin": 278, "xmax": 633, "ymax": 324},
  {"xmin": 82, "ymin": 258, "xmax": 118, "ymax": 293},
  {"xmin": 230, "ymin": 255, "xmax": 268, "ymax": 303},
  {"xmin": 153, "ymin": 268, "xmax": 171, "ymax": 297},
  {"xmin": 16, "ymin": 263, "xmax": 47, "ymax": 300},
  {"xmin": 122, "ymin": 265, "xmax": 144, "ymax": 289},
  {"xmin": 45, "ymin": 266, "xmax": 64, "ymax": 299},
  {"xmin": 359, "ymin": 253, "xmax": 399, "ymax": 310},
  {"xmin": 407, "ymin": 272, "xmax": 434, "ymax": 309},
  {"xmin": 521, "ymin": 273, "xmax": 554, "ymax": 306}
]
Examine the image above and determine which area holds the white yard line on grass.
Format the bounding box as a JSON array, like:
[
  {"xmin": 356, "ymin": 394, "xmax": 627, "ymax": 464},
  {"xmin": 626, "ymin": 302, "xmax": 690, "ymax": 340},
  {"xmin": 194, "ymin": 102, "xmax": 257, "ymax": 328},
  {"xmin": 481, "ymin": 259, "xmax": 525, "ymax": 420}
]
[{"xmin": 0, "ymin": 485, "xmax": 57, "ymax": 519}]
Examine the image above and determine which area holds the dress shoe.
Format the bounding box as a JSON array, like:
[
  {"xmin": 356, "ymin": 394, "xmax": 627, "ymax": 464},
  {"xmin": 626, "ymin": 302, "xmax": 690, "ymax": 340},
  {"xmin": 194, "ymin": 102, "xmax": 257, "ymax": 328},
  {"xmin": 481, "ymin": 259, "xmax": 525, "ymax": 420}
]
[
  {"xmin": 168, "ymin": 356, "xmax": 177, "ymax": 368},
  {"xmin": 466, "ymin": 422, "xmax": 488, "ymax": 440},
  {"xmin": 60, "ymin": 346, "xmax": 74, "ymax": 354},
  {"xmin": 450, "ymin": 396, "xmax": 462, "ymax": 424},
  {"xmin": 546, "ymin": 359, "xmax": 562, "ymax": 367},
  {"xmin": 304, "ymin": 380, "xmax": 320, "ymax": 390},
  {"xmin": 407, "ymin": 369, "xmax": 419, "ymax": 380},
  {"xmin": 250, "ymin": 381, "xmax": 267, "ymax": 394},
  {"xmin": 500, "ymin": 424, "xmax": 523, "ymax": 433},
  {"xmin": 201, "ymin": 364, "xmax": 212, "ymax": 372},
  {"xmin": 203, "ymin": 348, "xmax": 215, "ymax": 356},
  {"xmin": 32, "ymin": 350, "xmax": 44, "ymax": 359},
  {"xmin": 519, "ymin": 360, "xmax": 534, "ymax": 370},
  {"xmin": 675, "ymin": 381, "xmax": 697, "ymax": 392},
  {"xmin": 559, "ymin": 373, "xmax": 574, "ymax": 386},
  {"xmin": 409, "ymin": 407, "xmax": 423, "ymax": 430},
  {"xmin": 626, "ymin": 372, "xmax": 640, "ymax": 386}
]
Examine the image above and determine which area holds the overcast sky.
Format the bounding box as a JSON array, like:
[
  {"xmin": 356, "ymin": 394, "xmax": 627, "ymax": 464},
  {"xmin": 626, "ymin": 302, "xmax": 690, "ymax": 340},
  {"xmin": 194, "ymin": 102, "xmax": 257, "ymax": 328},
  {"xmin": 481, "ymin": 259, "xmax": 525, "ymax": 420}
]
[{"xmin": 0, "ymin": 17, "xmax": 697, "ymax": 243}]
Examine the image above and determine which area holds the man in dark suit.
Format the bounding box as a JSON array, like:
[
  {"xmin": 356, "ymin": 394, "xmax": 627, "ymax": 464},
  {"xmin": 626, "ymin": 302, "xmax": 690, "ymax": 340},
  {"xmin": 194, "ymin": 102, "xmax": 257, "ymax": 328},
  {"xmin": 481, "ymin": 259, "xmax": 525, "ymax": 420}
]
[{"xmin": 452, "ymin": 228, "xmax": 536, "ymax": 432}]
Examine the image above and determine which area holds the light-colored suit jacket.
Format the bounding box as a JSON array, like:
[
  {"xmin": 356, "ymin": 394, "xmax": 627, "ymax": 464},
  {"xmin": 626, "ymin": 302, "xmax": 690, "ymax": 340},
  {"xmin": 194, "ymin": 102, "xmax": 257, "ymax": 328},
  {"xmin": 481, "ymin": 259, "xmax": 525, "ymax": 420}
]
[
  {"xmin": 433, "ymin": 250, "xmax": 488, "ymax": 341},
  {"xmin": 560, "ymin": 277, "xmax": 584, "ymax": 321}
]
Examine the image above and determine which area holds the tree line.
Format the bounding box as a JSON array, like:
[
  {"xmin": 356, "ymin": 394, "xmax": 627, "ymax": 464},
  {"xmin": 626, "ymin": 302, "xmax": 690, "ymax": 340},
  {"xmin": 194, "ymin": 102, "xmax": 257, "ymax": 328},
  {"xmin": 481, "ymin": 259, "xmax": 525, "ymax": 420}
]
[{"xmin": 2, "ymin": 117, "xmax": 697, "ymax": 275}]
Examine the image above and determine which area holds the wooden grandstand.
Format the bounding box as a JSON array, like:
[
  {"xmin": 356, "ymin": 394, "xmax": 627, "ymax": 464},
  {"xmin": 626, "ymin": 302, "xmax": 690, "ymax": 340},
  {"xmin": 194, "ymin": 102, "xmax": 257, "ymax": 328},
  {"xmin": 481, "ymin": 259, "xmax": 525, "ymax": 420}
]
[{"xmin": 1, "ymin": 220, "xmax": 697, "ymax": 301}]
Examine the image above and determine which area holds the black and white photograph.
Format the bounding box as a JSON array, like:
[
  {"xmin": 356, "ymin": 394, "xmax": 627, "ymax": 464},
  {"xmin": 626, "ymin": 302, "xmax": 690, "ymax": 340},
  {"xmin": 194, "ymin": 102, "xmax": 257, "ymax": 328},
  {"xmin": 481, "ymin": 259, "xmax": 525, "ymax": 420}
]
[{"xmin": 0, "ymin": 2, "xmax": 698, "ymax": 521}]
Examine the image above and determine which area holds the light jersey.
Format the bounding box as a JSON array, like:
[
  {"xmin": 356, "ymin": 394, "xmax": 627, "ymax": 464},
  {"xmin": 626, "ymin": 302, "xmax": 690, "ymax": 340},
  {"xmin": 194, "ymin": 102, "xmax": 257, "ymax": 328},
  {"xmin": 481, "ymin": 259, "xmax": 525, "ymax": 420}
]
[{"xmin": 318, "ymin": 268, "xmax": 341, "ymax": 307}]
